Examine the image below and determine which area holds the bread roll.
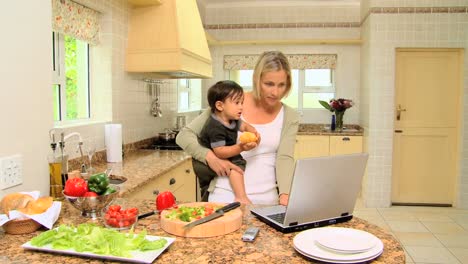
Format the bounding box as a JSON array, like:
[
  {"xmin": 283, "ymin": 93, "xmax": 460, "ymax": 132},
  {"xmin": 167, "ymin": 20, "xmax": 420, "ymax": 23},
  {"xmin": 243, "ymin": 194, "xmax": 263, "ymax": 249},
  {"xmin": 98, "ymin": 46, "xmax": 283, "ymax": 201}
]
[
  {"xmin": 239, "ymin": 132, "xmax": 257, "ymax": 144},
  {"xmin": 19, "ymin": 196, "xmax": 54, "ymax": 215},
  {"xmin": 0, "ymin": 193, "xmax": 35, "ymax": 216}
]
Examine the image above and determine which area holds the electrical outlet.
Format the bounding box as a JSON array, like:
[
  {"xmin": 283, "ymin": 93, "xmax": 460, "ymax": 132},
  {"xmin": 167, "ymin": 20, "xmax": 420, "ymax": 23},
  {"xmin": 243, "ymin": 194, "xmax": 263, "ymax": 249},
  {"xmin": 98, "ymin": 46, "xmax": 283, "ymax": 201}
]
[{"xmin": 0, "ymin": 154, "xmax": 23, "ymax": 190}]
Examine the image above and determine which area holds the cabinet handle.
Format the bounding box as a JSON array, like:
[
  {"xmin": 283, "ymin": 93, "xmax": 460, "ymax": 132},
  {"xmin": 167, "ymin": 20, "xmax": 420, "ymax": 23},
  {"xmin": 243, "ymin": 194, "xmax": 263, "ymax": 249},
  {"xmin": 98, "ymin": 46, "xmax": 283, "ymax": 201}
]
[
  {"xmin": 169, "ymin": 178, "xmax": 176, "ymax": 185},
  {"xmin": 185, "ymin": 169, "xmax": 191, "ymax": 173},
  {"xmin": 153, "ymin": 190, "xmax": 159, "ymax": 195},
  {"xmin": 342, "ymin": 137, "xmax": 350, "ymax": 141}
]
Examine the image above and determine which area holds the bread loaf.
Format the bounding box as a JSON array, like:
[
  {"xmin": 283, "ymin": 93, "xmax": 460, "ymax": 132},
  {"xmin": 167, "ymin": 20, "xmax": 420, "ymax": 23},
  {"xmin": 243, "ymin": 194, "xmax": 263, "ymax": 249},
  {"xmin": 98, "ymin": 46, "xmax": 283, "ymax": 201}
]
[{"xmin": 0, "ymin": 193, "xmax": 35, "ymax": 216}]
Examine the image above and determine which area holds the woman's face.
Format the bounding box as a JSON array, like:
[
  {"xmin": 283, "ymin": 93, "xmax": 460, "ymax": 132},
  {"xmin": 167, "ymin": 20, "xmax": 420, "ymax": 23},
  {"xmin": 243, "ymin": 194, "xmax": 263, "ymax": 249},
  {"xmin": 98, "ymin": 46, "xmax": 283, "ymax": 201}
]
[{"xmin": 259, "ymin": 70, "xmax": 288, "ymax": 108}]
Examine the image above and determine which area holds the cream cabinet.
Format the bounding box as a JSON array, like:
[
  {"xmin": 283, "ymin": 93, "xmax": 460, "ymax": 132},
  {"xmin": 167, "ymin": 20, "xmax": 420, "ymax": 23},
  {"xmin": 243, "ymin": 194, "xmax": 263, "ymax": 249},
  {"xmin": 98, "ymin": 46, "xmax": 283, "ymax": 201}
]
[
  {"xmin": 294, "ymin": 135, "xmax": 363, "ymax": 159},
  {"xmin": 329, "ymin": 136, "xmax": 363, "ymax": 156},
  {"xmin": 125, "ymin": 159, "xmax": 196, "ymax": 202},
  {"xmin": 294, "ymin": 135, "xmax": 330, "ymax": 159}
]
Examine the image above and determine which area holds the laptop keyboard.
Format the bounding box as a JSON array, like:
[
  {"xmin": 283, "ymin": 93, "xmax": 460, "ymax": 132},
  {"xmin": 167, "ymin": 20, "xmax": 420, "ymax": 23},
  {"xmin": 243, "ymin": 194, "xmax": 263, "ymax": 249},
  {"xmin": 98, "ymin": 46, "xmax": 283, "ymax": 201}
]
[{"xmin": 267, "ymin": 212, "xmax": 285, "ymax": 223}]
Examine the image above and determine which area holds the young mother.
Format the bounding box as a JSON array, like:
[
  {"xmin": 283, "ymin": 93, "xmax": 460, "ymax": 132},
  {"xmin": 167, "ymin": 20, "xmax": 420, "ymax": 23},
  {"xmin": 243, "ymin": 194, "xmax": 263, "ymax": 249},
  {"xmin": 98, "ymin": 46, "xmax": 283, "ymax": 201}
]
[{"xmin": 176, "ymin": 51, "xmax": 299, "ymax": 205}]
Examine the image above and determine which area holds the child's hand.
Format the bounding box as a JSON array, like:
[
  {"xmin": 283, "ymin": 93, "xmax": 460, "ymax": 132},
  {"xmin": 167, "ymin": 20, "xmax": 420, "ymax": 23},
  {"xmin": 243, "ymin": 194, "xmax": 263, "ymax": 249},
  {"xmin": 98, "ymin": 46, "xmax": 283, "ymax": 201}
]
[{"xmin": 240, "ymin": 141, "xmax": 257, "ymax": 151}]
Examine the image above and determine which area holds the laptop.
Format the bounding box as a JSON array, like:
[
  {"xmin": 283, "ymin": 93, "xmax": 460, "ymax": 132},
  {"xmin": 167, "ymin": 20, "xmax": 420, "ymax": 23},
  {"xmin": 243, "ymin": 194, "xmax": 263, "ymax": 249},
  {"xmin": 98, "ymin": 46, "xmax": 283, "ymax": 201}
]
[{"xmin": 251, "ymin": 153, "xmax": 368, "ymax": 233}]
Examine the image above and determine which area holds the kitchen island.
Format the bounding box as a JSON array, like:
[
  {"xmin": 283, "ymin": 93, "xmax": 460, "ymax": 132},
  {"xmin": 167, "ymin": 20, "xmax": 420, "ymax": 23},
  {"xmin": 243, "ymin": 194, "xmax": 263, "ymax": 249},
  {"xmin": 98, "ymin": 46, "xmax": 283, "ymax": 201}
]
[{"xmin": 0, "ymin": 199, "xmax": 405, "ymax": 263}]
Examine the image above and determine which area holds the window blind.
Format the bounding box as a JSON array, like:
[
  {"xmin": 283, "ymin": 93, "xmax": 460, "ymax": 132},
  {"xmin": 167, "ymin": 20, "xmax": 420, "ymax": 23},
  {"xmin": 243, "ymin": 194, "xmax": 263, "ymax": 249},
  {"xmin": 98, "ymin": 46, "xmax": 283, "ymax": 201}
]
[{"xmin": 51, "ymin": 0, "xmax": 100, "ymax": 45}]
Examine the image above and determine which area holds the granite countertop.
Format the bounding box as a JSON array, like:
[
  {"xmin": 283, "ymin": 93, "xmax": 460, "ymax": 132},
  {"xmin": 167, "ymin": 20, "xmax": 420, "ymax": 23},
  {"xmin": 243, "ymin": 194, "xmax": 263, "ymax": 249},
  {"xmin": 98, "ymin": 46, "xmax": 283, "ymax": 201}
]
[
  {"xmin": 298, "ymin": 124, "xmax": 364, "ymax": 136},
  {"xmin": 91, "ymin": 149, "xmax": 191, "ymax": 197},
  {"xmin": 0, "ymin": 200, "xmax": 405, "ymax": 263}
]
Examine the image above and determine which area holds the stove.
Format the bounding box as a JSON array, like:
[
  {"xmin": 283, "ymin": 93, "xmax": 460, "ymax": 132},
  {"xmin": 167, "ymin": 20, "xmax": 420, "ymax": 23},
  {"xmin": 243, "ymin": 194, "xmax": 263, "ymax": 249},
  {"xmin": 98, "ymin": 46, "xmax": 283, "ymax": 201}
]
[{"xmin": 143, "ymin": 139, "xmax": 183, "ymax": 150}]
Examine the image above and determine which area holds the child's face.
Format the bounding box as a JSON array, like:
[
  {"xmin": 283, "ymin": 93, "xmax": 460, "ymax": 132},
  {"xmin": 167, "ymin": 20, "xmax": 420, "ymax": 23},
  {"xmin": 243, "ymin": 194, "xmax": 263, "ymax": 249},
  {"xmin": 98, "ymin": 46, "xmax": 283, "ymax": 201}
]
[{"xmin": 217, "ymin": 94, "xmax": 244, "ymax": 120}]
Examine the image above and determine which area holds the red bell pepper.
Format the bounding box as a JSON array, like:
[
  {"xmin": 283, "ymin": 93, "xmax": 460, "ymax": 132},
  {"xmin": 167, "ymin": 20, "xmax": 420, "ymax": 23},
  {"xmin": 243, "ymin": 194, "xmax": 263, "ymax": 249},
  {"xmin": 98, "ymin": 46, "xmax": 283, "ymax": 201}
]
[
  {"xmin": 156, "ymin": 191, "xmax": 176, "ymax": 211},
  {"xmin": 64, "ymin": 178, "xmax": 88, "ymax": 197}
]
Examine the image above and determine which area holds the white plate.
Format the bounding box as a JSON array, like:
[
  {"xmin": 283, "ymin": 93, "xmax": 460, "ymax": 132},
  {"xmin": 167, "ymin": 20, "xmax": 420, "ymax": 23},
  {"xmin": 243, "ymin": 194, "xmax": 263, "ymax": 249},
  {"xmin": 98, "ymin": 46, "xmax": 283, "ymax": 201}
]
[
  {"xmin": 294, "ymin": 245, "xmax": 383, "ymax": 263},
  {"xmin": 293, "ymin": 227, "xmax": 383, "ymax": 262},
  {"xmin": 315, "ymin": 227, "xmax": 378, "ymax": 253},
  {"xmin": 22, "ymin": 235, "xmax": 175, "ymax": 264}
]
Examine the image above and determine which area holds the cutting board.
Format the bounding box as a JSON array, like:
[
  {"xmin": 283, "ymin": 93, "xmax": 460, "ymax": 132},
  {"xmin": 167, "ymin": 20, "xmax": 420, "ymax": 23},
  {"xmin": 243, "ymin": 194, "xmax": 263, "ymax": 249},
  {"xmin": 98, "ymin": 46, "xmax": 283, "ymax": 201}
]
[{"xmin": 160, "ymin": 202, "xmax": 243, "ymax": 238}]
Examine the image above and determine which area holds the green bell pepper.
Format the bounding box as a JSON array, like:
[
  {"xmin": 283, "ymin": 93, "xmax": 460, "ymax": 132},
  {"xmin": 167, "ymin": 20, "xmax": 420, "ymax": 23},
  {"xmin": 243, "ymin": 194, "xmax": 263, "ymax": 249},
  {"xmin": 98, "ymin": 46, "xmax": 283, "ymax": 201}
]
[
  {"xmin": 88, "ymin": 173, "xmax": 109, "ymax": 195},
  {"xmin": 102, "ymin": 186, "xmax": 116, "ymax": 195}
]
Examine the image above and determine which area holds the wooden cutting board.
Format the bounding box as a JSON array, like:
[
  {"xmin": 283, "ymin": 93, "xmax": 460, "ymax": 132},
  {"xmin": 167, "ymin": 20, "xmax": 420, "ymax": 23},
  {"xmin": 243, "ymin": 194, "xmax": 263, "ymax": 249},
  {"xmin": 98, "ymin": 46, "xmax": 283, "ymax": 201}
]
[{"xmin": 160, "ymin": 202, "xmax": 243, "ymax": 238}]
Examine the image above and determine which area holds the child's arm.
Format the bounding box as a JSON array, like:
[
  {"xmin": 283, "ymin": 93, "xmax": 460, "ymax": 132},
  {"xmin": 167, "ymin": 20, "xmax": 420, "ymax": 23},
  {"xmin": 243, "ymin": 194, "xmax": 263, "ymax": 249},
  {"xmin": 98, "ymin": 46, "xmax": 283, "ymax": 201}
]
[{"xmin": 212, "ymin": 145, "xmax": 243, "ymax": 159}]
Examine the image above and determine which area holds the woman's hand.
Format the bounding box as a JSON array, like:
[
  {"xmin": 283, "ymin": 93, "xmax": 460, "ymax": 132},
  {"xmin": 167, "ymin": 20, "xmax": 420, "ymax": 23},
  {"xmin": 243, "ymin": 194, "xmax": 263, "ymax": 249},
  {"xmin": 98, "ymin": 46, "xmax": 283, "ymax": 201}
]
[
  {"xmin": 279, "ymin": 193, "xmax": 289, "ymax": 206},
  {"xmin": 205, "ymin": 151, "xmax": 243, "ymax": 177}
]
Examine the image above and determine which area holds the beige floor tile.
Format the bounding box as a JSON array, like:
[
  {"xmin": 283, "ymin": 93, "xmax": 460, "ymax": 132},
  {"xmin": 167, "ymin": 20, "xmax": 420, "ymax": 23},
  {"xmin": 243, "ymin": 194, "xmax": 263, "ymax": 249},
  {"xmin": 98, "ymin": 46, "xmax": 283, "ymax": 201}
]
[
  {"xmin": 449, "ymin": 214, "xmax": 468, "ymax": 225},
  {"xmin": 448, "ymin": 248, "xmax": 468, "ymax": 264},
  {"xmin": 415, "ymin": 213, "xmax": 455, "ymax": 222},
  {"xmin": 395, "ymin": 232, "xmax": 444, "ymax": 247},
  {"xmin": 435, "ymin": 234, "xmax": 468, "ymax": 249},
  {"xmin": 404, "ymin": 248, "xmax": 415, "ymax": 263},
  {"xmin": 405, "ymin": 246, "xmax": 461, "ymax": 263},
  {"xmin": 422, "ymin": 222, "xmax": 467, "ymax": 234},
  {"xmin": 387, "ymin": 220, "xmax": 430, "ymax": 233},
  {"xmin": 379, "ymin": 211, "xmax": 419, "ymax": 221}
]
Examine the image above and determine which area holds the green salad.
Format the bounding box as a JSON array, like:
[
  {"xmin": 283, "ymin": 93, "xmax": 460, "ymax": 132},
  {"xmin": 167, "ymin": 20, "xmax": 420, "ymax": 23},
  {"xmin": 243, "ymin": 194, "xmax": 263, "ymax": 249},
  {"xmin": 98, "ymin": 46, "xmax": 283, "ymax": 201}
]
[
  {"xmin": 165, "ymin": 204, "xmax": 221, "ymax": 222},
  {"xmin": 30, "ymin": 223, "xmax": 167, "ymax": 257}
]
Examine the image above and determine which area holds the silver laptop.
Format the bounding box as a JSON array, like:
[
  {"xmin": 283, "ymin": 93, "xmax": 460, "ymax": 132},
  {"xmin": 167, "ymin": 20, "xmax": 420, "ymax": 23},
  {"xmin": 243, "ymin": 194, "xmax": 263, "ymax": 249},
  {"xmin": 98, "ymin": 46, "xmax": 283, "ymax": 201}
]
[{"xmin": 251, "ymin": 153, "xmax": 368, "ymax": 233}]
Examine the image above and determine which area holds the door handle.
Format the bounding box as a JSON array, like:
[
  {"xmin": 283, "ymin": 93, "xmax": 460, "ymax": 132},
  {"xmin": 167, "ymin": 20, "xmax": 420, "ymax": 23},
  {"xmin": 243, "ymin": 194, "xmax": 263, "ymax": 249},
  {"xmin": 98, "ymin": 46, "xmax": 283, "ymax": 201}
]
[{"xmin": 396, "ymin": 104, "xmax": 406, "ymax": 120}]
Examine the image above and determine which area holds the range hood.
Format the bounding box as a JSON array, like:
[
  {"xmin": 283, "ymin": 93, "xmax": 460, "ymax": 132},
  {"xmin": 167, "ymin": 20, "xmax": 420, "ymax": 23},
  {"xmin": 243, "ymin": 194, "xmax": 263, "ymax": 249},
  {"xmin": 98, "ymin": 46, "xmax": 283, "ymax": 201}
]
[{"xmin": 126, "ymin": 0, "xmax": 212, "ymax": 79}]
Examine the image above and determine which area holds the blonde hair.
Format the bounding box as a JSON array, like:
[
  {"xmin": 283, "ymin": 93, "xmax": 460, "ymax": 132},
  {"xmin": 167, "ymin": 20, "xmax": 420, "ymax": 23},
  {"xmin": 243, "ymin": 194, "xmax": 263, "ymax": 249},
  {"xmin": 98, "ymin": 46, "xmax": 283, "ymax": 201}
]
[{"xmin": 252, "ymin": 51, "xmax": 292, "ymax": 100}]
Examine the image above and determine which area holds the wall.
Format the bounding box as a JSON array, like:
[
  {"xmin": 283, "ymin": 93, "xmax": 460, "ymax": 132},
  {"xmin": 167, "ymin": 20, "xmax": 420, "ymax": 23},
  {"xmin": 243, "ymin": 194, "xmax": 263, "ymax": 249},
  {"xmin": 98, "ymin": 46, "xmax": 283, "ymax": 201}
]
[
  {"xmin": 203, "ymin": 2, "xmax": 362, "ymax": 124},
  {"xmin": 0, "ymin": 1, "xmax": 52, "ymax": 196},
  {"xmin": 360, "ymin": 0, "xmax": 468, "ymax": 208},
  {"xmin": 53, "ymin": 0, "xmax": 181, "ymax": 159},
  {"xmin": 0, "ymin": 0, "xmax": 181, "ymax": 196}
]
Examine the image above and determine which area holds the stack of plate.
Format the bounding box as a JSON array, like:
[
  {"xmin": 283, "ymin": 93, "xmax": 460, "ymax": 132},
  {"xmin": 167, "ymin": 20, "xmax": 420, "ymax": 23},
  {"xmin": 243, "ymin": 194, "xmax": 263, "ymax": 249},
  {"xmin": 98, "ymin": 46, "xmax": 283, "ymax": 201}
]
[{"xmin": 293, "ymin": 227, "xmax": 384, "ymax": 263}]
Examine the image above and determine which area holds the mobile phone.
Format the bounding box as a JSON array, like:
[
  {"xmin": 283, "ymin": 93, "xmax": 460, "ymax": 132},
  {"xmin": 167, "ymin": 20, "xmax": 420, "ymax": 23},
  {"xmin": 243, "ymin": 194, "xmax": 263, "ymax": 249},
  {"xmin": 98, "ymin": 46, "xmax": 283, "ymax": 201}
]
[{"xmin": 242, "ymin": 227, "xmax": 260, "ymax": 242}]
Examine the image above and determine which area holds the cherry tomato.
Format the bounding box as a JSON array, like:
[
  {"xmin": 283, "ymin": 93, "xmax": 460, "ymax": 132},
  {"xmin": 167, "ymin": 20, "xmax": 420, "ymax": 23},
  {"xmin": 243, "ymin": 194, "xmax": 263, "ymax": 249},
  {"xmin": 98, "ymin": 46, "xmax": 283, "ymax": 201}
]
[{"xmin": 108, "ymin": 205, "xmax": 121, "ymax": 212}]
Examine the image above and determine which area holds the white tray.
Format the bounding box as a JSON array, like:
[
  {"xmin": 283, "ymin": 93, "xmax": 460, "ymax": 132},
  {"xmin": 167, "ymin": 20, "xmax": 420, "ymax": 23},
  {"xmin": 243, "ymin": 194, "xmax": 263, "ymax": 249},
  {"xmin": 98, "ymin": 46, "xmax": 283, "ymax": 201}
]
[{"xmin": 22, "ymin": 235, "xmax": 175, "ymax": 264}]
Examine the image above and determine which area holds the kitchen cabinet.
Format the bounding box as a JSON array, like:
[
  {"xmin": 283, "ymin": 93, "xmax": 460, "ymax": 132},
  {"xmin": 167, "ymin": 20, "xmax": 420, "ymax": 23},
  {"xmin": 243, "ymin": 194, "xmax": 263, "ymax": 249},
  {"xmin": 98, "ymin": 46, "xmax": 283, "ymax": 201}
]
[
  {"xmin": 125, "ymin": 159, "xmax": 196, "ymax": 202},
  {"xmin": 329, "ymin": 136, "xmax": 363, "ymax": 156},
  {"xmin": 294, "ymin": 135, "xmax": 362, "ymax": 159},
  {"xmin": 294, "ymin": 135, "xmax": 330, "ymax": 159}
]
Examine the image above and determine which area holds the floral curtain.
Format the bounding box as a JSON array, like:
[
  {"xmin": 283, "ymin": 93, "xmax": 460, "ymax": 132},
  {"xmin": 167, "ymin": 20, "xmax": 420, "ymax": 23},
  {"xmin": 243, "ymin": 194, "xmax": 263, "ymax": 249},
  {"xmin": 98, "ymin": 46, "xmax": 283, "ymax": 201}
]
[
  {"xmin": 224, "ymin": 54, "xmax": 337, "ymax": 70},
  {"xmin": 51, "ymin": 0, "xmax": 100, "ymax": 45}
]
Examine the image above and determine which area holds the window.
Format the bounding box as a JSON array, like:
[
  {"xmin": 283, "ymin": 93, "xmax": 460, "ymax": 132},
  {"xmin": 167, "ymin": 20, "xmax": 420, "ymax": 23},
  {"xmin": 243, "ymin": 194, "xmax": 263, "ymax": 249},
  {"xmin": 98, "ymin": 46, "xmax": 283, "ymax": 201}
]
[
  {"xmin": 228, "ymin": 68, "xmax": 335, "ymax": 110},
  {"xmin": 52, "ymin": 32, "xmax": 90, "ymax": 122},
  {"xmin": 178, "ymin": 79, "xmax": 202, "ymax": 112}
]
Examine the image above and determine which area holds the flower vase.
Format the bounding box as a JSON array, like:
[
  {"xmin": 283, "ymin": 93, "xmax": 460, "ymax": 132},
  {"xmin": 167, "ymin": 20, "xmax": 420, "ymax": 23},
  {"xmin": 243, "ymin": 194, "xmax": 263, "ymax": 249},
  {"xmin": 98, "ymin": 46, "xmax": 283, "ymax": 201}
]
[{"xmin": 335, "ymin": 111, "xmax": 345, "ymax": 131}]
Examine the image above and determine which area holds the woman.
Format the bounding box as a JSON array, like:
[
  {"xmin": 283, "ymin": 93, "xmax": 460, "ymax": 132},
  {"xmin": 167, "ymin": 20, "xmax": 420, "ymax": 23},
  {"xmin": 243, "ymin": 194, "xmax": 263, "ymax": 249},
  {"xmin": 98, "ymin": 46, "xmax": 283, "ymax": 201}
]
[{"xmin": 176, "ymin": 51, "xmax": 299, "ymax": 205}]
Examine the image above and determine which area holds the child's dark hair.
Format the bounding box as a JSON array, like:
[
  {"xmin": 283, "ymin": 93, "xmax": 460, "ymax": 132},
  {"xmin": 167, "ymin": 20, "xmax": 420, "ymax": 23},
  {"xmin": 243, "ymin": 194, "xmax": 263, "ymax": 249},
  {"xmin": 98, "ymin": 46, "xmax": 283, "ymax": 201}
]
[{"xmin": 207, "ymin": 80, "xmax": 244, "ymax": 113}]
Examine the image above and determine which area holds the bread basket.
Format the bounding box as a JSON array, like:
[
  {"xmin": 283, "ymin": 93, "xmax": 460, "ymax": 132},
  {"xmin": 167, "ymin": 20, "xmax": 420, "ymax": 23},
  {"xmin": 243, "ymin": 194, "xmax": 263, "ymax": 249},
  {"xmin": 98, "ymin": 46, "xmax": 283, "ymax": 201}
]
[{"xmin": 2, "ymin": 218, "xmax": 41, "ymax": 235}]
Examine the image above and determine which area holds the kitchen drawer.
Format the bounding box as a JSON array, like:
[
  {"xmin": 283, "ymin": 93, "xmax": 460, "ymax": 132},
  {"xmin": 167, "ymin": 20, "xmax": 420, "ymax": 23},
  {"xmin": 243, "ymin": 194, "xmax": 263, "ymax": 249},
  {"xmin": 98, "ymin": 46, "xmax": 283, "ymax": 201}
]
[
  {"xmin": 329, "ymin": 136, "xmax": 363, "ymax": 156},
  {"xmin": 126, "ymin": 159, "xmax": 196, "ymax": 202}
]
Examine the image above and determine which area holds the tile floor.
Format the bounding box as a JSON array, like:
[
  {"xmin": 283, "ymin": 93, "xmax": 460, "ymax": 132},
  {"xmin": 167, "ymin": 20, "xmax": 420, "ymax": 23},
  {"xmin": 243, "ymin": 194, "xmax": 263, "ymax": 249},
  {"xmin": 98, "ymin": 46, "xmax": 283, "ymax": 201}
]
[{"xmin": 354, "ymin": 200, "xmax": 468, "ymax": 264}]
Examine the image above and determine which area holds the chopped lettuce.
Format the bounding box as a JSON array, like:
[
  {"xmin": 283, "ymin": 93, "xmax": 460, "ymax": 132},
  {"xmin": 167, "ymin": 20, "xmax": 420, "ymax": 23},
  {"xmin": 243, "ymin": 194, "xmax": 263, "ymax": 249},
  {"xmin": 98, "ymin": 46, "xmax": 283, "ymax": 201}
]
[{"xmin": 30, "ymin": 223, "xmax": 167, "ymax": 257}]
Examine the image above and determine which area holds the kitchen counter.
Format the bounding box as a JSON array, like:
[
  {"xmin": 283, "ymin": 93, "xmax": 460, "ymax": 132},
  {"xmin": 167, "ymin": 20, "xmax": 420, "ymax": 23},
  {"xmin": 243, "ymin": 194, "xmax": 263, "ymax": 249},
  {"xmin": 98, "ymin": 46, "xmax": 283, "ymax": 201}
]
[
  {"xmin": 298, "ymin": 123, "xmax": 363, "ymax": 136},
  {"xmin": 90, "ymin": 149, "xmax": 192, "ymax": 197},
  {"xmin": 0, "ymin": 199, "xmax": 405, "ymax": 263}
]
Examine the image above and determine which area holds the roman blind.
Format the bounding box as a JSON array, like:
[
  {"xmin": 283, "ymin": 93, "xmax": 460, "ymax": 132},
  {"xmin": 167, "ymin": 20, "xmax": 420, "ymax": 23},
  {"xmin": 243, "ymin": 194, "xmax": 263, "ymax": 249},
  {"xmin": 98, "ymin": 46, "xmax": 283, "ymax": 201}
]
[
  {"xmin": 51, "ymin": 0, "xmax": 100, "ymax": 45},
  {"xmin": 224, "ymin": 54, "xmax": 337, "ymax": 70}
]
